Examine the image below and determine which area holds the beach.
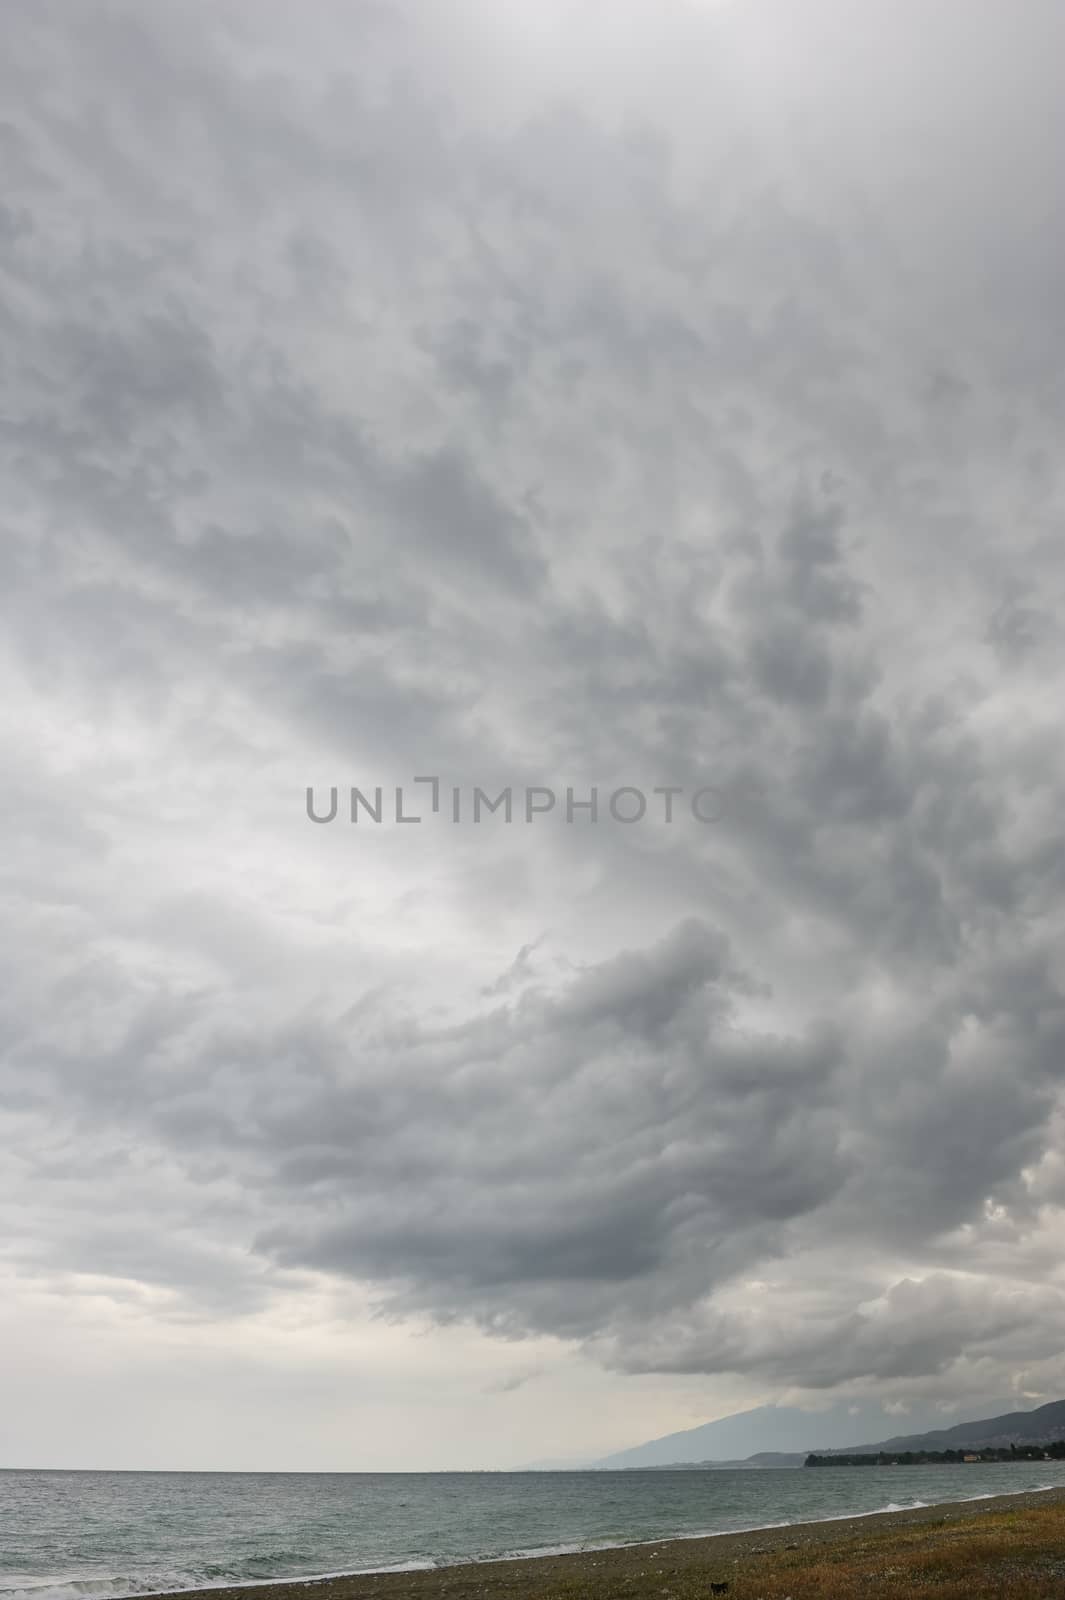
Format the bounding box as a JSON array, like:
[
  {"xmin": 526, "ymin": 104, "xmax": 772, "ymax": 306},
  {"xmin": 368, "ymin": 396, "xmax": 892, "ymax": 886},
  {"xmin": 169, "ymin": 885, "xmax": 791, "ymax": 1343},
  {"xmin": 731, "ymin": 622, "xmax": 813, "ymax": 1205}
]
[{"xmin": 137, "ymin": 1487, "xmax": 1065, "ymax": 1600}]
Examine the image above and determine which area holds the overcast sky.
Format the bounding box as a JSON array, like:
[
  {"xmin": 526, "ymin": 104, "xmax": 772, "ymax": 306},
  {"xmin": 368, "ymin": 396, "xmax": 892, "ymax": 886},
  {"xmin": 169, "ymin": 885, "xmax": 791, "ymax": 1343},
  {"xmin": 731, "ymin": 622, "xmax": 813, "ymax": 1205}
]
[{"xmin": 3, "ymin": 0, "xmax": 1065, "ymax": 1471}]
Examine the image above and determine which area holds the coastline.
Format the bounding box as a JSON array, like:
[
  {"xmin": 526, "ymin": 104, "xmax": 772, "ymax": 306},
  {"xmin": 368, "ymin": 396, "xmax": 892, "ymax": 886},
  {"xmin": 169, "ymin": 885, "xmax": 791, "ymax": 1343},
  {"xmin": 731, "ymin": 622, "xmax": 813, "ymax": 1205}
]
[{"xmin": 136, "ymin": 1485, "xmax": 1065, "ymax": 1600}]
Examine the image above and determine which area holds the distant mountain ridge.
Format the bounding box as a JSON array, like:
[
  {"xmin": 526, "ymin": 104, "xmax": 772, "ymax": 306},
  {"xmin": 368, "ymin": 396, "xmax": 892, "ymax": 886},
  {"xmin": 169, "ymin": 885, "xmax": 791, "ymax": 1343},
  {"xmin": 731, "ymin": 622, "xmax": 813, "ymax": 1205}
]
[
  {"xmin": 591, "ymin": 1396, "xmax": 1034, "ymax": 1470},
  {"xmin": 628, "ymin": 1451, "xmax": 807, "ymax": 1471},
  {"xmin": 818, "ymin": 1398, "xmax": 1065, "ymax": 1457}
]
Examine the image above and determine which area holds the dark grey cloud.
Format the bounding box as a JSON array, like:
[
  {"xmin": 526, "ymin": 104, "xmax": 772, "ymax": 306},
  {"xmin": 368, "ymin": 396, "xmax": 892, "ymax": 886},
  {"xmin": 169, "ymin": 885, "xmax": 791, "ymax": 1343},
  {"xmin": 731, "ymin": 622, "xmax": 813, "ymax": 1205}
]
[{"xmin": 3, "ymin": 0, "xmax": 1065, "ymax": 1454}]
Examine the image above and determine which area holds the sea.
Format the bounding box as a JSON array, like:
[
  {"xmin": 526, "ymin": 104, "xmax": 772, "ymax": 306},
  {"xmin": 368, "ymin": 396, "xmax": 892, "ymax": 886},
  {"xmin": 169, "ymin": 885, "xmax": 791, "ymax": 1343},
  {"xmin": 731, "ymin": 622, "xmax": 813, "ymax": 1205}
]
[{"xmin": 4, "ymin": 1462, "xmax": 1065, "ymax": 1600}]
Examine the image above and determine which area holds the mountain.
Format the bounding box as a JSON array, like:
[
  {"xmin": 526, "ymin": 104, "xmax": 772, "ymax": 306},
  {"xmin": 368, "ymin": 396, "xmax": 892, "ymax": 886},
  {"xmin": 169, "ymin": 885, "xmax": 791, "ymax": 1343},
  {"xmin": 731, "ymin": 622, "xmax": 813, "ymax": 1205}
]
[
  {"xmin": 638, "ymin": 1451, "xmax": 807, "ymax": 1470},
  {"xmin": 522, "ymin": 1448, "xmax": 804, "ymax": 1471},
  {"xmin": 819, "ymin": 1398, "xmax": 1065, "ymax": 1457},
  {"xmin": 591, "ymin": 1397, "xmax": 1028, "ymax": 1469}
]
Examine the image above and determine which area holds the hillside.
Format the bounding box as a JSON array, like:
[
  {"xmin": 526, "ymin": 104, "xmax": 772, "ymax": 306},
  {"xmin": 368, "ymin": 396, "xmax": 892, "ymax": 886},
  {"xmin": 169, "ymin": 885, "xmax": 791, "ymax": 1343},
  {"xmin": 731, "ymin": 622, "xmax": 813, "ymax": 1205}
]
[
  {"xmin": 627, "ymin": 1451, "xmax": 806, "ymax": 1470},
  {"xmin": 819, "ymin": 1398, "xmax": 1065, "ymax": 1457},
  {"xmin": 590, "ymin": 1396, "xmax": 1023, "ymax": 1468}
]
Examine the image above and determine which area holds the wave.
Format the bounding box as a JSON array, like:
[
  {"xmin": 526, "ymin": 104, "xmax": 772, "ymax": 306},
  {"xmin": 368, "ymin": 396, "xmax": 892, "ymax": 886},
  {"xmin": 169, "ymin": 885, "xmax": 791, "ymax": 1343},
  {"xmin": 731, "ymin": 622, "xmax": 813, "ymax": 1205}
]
[
  {"xmin": 0, "ymin": 1580, "xmax": 198, "ymax": 1600},
  {"xmin": 0, "ymin": 1561, "xmax": 441, "ymax": 1600},
  {"xmin": 0, "ymin": 1578, "xmax": 215, "ymax": 1600}
]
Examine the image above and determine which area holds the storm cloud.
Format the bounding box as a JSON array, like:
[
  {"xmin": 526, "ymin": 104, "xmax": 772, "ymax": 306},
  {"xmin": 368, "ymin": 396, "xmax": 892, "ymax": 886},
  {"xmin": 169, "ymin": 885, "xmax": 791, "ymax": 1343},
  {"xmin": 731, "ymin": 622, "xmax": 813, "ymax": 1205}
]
[{"xmin": 3, "ymin": 0, "xmax": 1065, "ymax": 1465}]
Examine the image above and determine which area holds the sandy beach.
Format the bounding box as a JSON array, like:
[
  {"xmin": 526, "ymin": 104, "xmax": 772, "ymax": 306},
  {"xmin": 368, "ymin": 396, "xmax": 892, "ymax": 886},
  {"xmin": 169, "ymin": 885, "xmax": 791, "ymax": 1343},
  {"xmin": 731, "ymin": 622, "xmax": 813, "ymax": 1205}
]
[{"xmin": 139, "ymin": 1486, "xmax": 1065, "ymax": 1600}]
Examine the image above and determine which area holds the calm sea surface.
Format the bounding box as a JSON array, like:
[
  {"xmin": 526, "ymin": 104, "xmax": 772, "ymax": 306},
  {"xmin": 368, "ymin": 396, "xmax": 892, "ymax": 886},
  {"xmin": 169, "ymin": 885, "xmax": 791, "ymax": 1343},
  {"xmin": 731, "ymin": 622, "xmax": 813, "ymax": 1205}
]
[{"xmin": 4, "ymin": 1464, "xmax": 1065, "ymax": 1600}]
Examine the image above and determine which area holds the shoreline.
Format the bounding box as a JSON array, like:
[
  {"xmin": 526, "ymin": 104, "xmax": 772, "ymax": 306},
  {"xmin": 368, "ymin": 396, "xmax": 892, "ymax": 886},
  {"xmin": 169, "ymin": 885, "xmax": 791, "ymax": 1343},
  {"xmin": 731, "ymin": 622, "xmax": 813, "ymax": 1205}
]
[{"xmin": 134, "ymin": 1484, "xmax": 1065, "ymax": 1600}]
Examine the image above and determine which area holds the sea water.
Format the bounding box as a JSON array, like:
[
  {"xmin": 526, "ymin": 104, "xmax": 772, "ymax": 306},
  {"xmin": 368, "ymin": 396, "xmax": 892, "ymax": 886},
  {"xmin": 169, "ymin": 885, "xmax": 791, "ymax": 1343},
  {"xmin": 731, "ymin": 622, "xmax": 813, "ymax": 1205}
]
[{"xmin": 4, "ymin": 1462, "xmax": 1065, "ymax": 1600}]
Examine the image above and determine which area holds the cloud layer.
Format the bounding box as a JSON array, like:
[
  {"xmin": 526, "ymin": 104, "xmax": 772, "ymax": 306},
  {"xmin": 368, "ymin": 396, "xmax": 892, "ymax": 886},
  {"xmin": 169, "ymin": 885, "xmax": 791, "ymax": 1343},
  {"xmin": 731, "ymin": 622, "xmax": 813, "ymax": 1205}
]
[{"xmin": 3, "ymin": 0, "xmax": 1065, "ymax": 1461}]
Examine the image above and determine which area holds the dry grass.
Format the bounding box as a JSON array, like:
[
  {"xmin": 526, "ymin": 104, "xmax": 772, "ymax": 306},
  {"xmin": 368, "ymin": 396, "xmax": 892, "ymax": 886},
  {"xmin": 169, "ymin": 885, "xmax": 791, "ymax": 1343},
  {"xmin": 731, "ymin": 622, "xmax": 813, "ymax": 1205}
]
[{"xmin": 579, "ymin": 1502, "xmax": 1065, "ymax": 1600}]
